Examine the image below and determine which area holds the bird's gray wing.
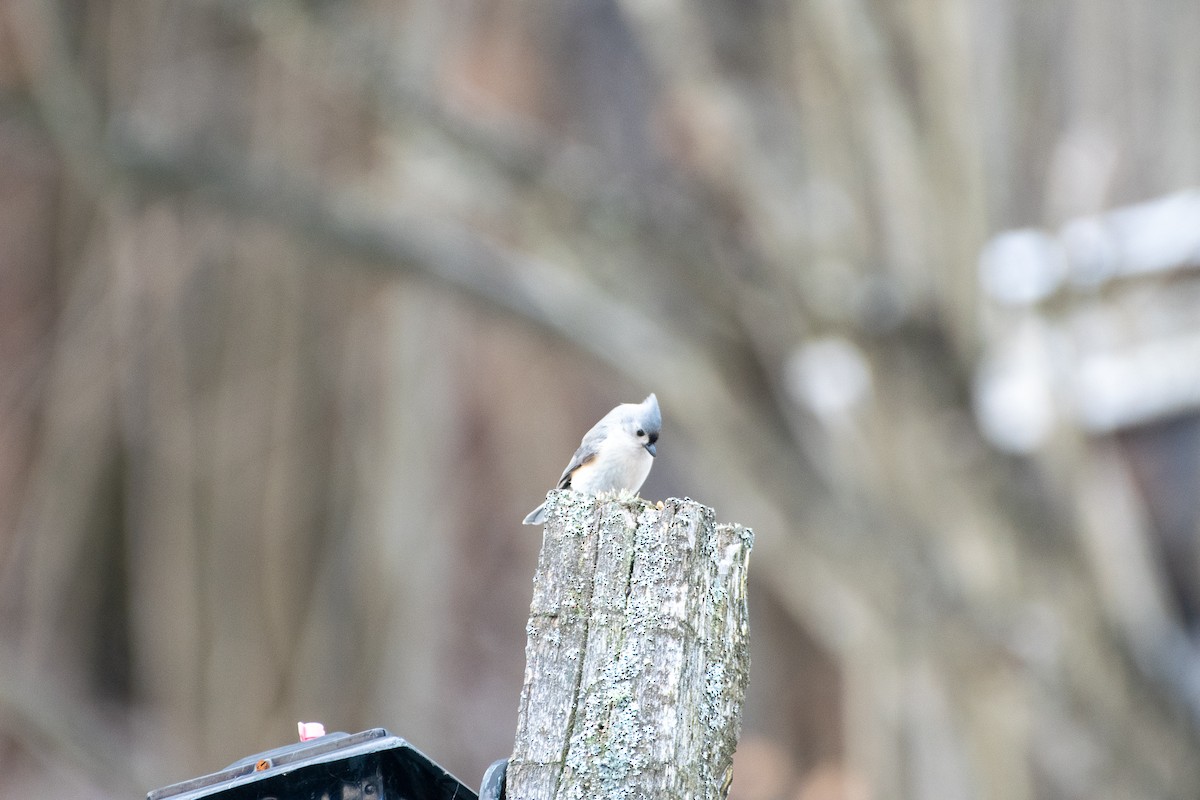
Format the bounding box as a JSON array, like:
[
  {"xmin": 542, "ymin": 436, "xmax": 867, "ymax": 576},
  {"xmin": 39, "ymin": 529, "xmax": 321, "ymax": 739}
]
[{"xmin": 555, "ymin": 422, "xmax": 607, "ymax": 488}]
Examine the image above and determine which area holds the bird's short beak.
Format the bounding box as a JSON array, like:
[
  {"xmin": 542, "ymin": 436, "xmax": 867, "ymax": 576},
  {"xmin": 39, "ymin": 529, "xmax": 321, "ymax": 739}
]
[{"xmin": 645, "ymin": 442, "xmax": 657, "ymax": 457}]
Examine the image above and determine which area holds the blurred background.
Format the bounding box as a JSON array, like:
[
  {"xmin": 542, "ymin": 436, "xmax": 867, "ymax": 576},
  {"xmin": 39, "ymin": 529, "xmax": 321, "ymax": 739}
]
[{"xmin": 2, "ymin": 0, "xmax": 1200, "ymax": 797}]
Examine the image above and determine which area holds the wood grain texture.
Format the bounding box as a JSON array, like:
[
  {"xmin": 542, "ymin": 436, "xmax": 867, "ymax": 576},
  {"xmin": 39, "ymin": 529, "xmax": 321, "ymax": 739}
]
[{"xmin": 508, "ymin": 491, "xmax": 752, "ymax": 800}]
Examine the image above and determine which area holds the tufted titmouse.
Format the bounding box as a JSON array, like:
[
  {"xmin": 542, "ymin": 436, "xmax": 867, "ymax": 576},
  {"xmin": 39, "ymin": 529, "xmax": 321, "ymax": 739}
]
[{"xmin": 523, "ymin": 393, "xmax": 662, "ymax": 525}]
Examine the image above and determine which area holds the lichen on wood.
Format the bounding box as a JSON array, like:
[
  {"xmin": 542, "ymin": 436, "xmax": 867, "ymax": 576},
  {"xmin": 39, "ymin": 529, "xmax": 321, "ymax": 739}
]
[{"xmin": 508, "ymin": 491, "xmax": 753, "ymax": 800}]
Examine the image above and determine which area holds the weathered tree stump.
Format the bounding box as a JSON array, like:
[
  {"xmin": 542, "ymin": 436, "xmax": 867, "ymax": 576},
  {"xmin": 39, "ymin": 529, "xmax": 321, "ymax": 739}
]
[{"xmin": 507, "ymin": 492, "xmax": 753, "ymax": 800}]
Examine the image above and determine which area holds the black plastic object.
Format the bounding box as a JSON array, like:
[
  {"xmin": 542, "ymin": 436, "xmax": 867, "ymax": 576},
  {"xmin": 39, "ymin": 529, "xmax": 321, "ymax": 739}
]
[{"xmin": 146, "ymin": 728, "xmax": 478, "ymax": 800}]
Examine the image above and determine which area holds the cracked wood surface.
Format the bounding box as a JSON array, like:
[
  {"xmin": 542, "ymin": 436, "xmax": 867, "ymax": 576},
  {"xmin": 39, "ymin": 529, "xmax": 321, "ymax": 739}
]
[{"xmin": 507, "ymin": 492, "xmax": 753, "ymax": 800}]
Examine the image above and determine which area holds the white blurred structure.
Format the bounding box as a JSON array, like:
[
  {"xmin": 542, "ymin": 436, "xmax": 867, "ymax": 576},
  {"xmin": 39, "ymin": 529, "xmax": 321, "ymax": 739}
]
[
  {"xmin": 786, "ymin": 337, "xmax": 873, "ymax": 422},
  {"xmin": 974, "ymin": 190, "xmax": 1200, "ymax": 453}
]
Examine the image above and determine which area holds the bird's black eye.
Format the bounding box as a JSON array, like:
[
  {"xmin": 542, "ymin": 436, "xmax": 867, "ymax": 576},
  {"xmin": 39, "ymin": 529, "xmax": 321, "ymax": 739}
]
[{"xmin": 636, "ymin": 429, "xmax": 645, "ymax": 437}]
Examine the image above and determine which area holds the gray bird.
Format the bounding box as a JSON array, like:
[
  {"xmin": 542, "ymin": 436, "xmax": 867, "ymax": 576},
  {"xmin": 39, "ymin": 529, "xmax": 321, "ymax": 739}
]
[{"xmin": 523, "ymin": 393, "xmax": 661, "ymax": 525}]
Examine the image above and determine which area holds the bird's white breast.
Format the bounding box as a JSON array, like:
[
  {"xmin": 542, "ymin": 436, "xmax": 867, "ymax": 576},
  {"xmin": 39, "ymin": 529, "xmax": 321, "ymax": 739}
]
[{"xmin": 570, "ymin": 433, "xmax": 653, "ymax": 495}]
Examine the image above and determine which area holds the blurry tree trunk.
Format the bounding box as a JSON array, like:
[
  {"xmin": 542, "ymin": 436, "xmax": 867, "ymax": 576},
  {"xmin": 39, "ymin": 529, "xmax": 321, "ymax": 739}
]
[
  {"xmin": 5, "ymin": 0, "xmax": 1200, "ymax": 796},
  {"xmin": 507, "ymin": 493, "xmax": 752, "ymax": 800}
]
